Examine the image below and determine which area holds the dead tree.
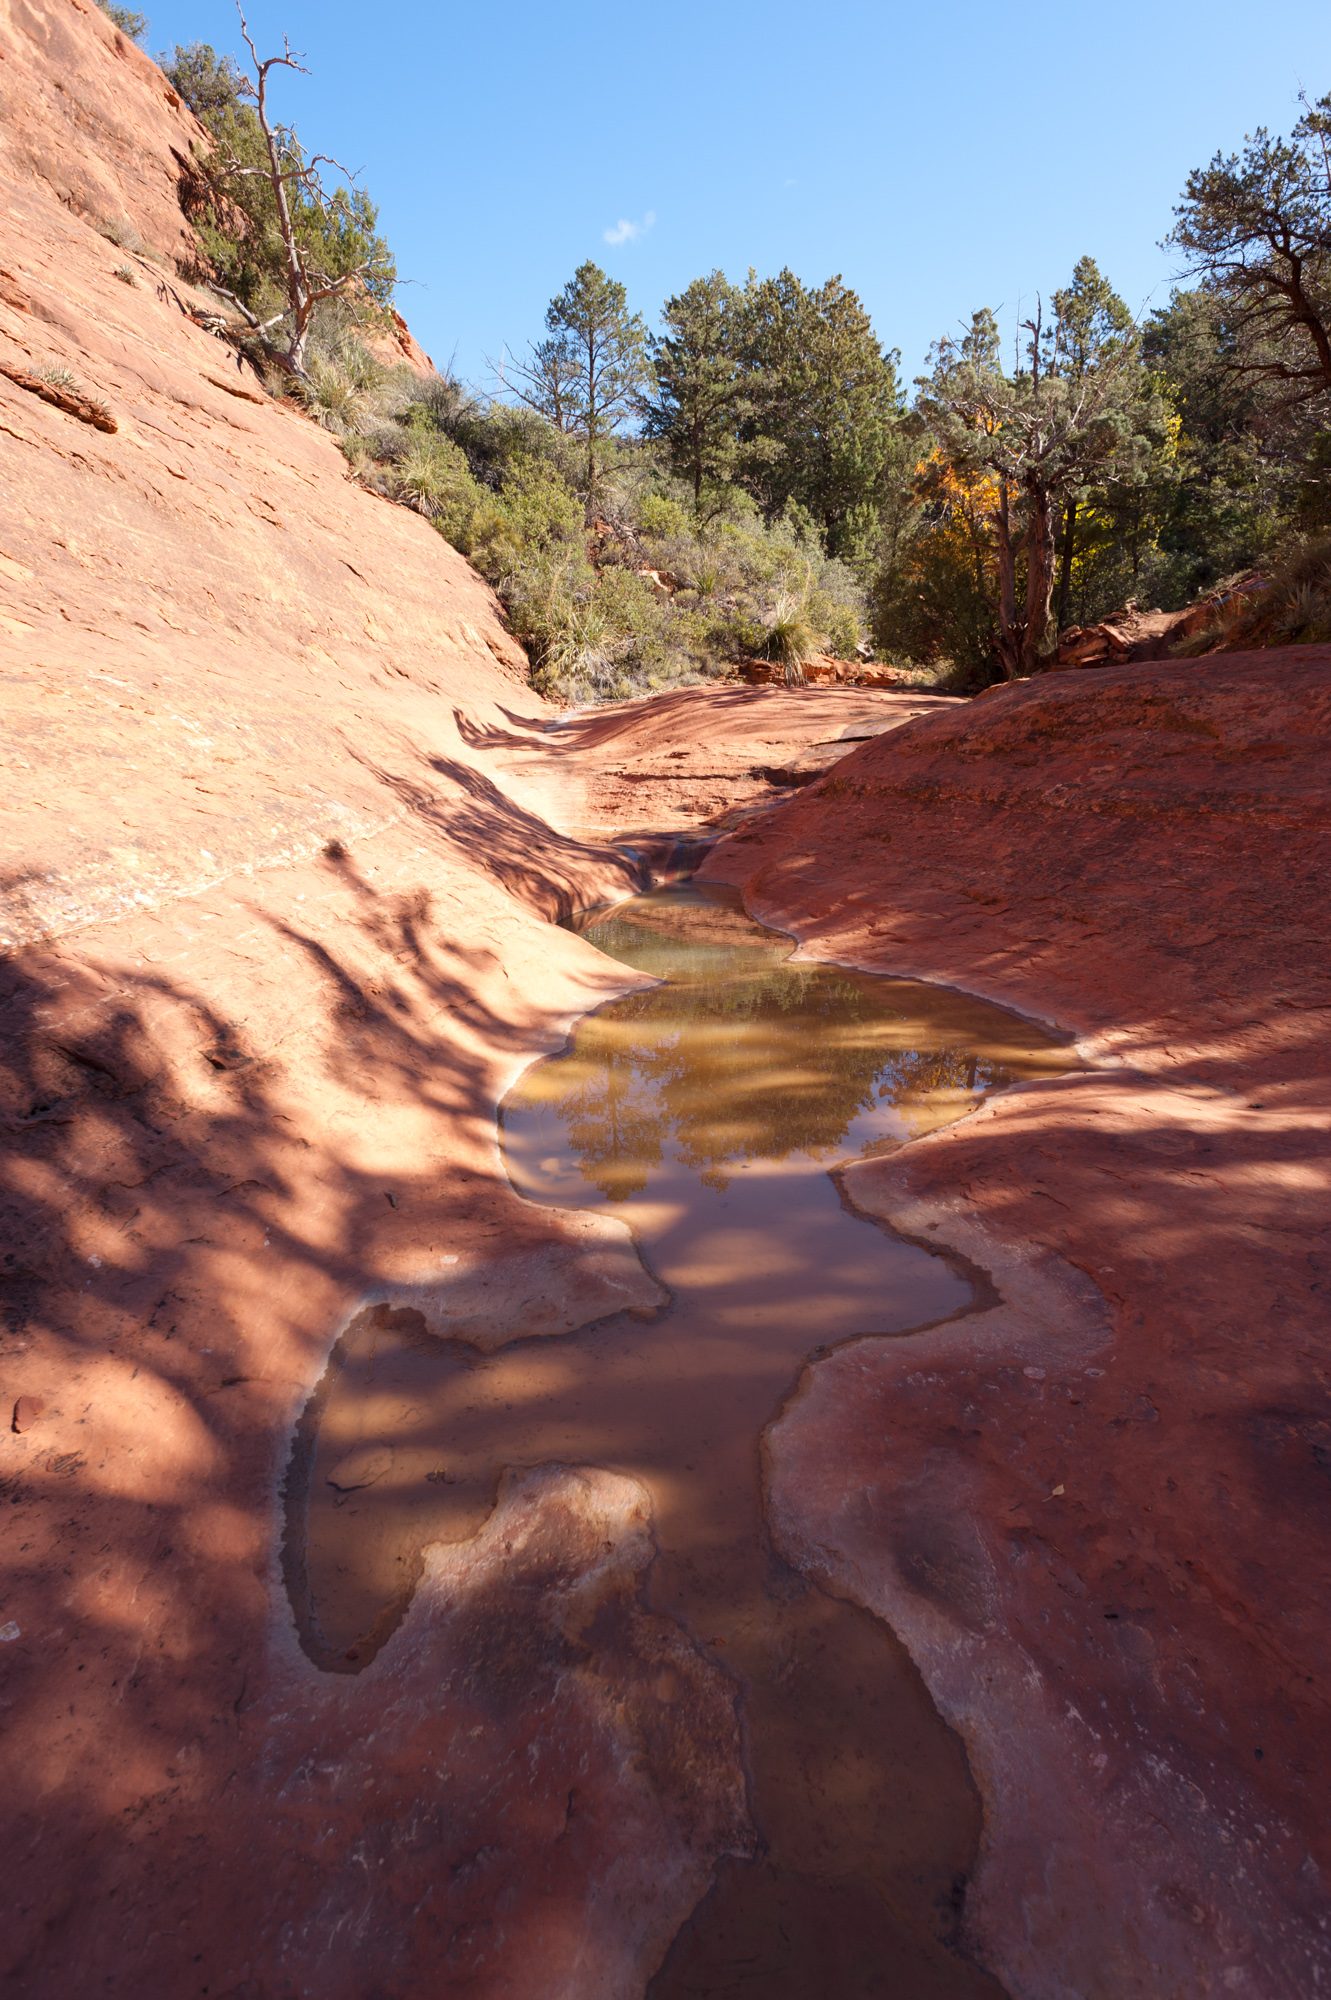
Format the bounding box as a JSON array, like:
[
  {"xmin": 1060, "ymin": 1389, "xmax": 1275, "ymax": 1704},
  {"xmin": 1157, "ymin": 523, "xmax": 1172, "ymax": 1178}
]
[{"xmin": 207, "ymin": 5, "xmax": 391, "ymax": 376}]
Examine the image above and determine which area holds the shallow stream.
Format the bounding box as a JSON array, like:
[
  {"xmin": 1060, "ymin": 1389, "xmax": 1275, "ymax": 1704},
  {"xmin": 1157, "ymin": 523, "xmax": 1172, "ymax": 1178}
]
[{"xmin": 284, "ymin": 880, "xmax": 1075, "ymax": 1995}]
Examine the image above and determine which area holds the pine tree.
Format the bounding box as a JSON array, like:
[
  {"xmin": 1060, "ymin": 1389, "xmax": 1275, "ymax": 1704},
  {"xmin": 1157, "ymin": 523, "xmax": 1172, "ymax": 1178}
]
[
  {"xmin": 512, "ymin": 263, "xmax": 646, "ymax": 510},
  {"xmin": 735, "ymin": 270, "xmax": 902, "ymax": 557},
  {"xmin": 1050, "ymin": 258, "xmax": 1139, "ymax": 625},
  {"xmin": 642, "ymin": 273, "xmax": 744, "ymax": 514},
  {"xmin": 1170, "ymin": 92, "xmax": 1331, "ymax": 401}
]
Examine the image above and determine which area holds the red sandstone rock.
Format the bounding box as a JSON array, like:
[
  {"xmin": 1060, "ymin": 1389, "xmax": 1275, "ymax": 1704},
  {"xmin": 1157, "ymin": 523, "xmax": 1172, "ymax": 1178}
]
[
  {"xmin": 737, "ymin": 652, "xmax": 921, "ymax": 689},
  {"xmin": 1053, "ymin": 604, "xmax": 1185, "ymax": 665},
  {"xmin": 0, "ymin": 0, "xmax": 205, "ymax": 268},
  {"xmin": 11, "ymin": 1396, "xmax": 44, "ymax": 1434},
  {"xmin": 1052, "ymin": 575, "xmax": 1272, "ymax": 668},
  {"xmin": 360, "ymin": 302, "xmax": 437, "ymax": 376},
  {"xmin": 489, "ymin": 681, "xmax": 954, "ymax": 834},
  {"xmin": 0, "ymin": 8, "xmax": 927, "ymax": 1990},
  {"xmin": 706, "ymin": 651, "xmax": 1331, "ymax": 1994}
]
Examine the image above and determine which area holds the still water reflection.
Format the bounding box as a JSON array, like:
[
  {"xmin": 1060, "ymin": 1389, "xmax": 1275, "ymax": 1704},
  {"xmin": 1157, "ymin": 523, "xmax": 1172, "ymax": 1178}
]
[
  {"xmin": 285, "ymin": 881, "xmax": 1073, "ymax": 1997},
  {"xmin": 522, "ymin": 881, "xmax": 1057, "ymax": 1194}
]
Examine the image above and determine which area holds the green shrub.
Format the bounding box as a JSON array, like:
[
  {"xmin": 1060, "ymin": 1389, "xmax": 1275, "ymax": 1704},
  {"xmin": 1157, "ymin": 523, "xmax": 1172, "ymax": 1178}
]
[
  {"xmin": 99, "ymin": 2, "xmax": 147, "ymax": 41},
  {"xmin": 637, "ymin": 491, "xmax": 691, "ymax": 540},
  {"xmin": 338, "ymin": 357, "xmax": 873, "ymax": 702},
  {"xmin": 497, "ymin": 457, "xmax": 585, "ymax": 554}
]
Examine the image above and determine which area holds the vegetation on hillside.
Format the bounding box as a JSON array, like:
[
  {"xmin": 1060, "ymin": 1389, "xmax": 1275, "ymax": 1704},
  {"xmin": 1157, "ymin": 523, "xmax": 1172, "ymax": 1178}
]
[
  {"xmin": 96, "ymin": 1, "xmax": 148, "ymax": 41},
  {"xmin": 149, "ymin": 12, "xmax": 1331, "ymax": 698},
  {"xmin": 164, "ymin": 29, "xmax": 394, "ymax": 374}
]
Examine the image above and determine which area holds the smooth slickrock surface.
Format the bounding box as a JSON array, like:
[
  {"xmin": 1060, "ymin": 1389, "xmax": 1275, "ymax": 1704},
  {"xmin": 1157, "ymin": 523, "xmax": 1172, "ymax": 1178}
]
[
  {"xmin": 0, "ymin": 5, "xmax": 936, "ymax": 1990},
  {"xmin": 476, "ymin": 680, "xmax": 959, "ymax": 837},
  {"xmin": 706, "ymin": 653, "xmax": 1331, "ymax": 1997},
  {"xmin": 11, "ymin": 1463, "xmax": 752, "ymax": 2000}
]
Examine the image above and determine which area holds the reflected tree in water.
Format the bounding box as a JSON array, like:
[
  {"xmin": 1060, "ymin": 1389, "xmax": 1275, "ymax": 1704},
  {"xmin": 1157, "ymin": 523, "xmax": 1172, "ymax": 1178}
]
[{"xmin": 523, "ymin": 949, "xmax": 1020, "ymax": 1201}]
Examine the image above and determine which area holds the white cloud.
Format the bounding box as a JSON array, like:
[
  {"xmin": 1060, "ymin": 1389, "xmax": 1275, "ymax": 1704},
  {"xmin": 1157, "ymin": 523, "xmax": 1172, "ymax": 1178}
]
[{"xmin": 603, "ymin": 210, "xmax": 656, "ymax": 247}]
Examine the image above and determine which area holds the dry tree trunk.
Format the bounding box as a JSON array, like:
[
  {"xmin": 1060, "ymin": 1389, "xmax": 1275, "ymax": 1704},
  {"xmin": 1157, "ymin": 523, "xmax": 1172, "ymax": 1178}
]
[
  {"xmin": 1021, "ymin": 478, "xmax": 1057, "ymax": 673},
  {"xmin": 993, "ymin": 477, "xmax": 1022, "ymax": 679}
]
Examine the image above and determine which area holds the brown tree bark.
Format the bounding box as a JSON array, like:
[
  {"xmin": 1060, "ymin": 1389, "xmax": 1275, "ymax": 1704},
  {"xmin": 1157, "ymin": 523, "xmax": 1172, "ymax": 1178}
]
[
  {"xmin": 993, "ymin": 477, "xmax": 1022, "ymax": 679},
  {"xmin": 1021, "ymin": 478, "xmax": 1057, "ymax": 673},
  {"xmin": 1055, "ymin": 495, "xmax": 1078, "ymax": 630}
]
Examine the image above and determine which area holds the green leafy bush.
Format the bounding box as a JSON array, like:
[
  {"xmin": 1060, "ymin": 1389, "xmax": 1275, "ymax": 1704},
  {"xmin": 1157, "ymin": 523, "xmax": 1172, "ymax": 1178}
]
[{"xmin": 636, "ymin": 492, "xmax": 692, "ymax": 540}]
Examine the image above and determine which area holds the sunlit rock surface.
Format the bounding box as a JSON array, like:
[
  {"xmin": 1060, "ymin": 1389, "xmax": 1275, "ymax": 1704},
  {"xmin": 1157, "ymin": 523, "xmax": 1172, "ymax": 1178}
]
[
  {"xmin": 709, "ymin": 653, "xmax": 1331, "ymax": 1995},
  {"xmin": 0, "ymin": 4, "xmax": 937, "ymax": 1988}
]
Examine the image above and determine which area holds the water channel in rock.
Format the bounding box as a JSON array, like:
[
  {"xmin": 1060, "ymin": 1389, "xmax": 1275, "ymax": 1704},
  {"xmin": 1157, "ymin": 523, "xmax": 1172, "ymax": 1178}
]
[{"xmin": 283, "ymin": 880, "xmax": 1076, "ymax": 1996}]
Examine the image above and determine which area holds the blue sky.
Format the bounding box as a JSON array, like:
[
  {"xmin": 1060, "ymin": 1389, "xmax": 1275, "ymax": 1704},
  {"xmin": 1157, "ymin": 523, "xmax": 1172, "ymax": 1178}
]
[{"xmin": 145, "ymin": 0, "xmax": 1329, "ymax": 393}]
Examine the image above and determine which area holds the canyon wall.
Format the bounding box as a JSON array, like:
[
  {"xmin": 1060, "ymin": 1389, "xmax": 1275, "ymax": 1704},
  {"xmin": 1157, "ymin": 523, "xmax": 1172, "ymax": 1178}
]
[{"xmin": 0, "ymin": 6, "xmax": 748, "ymax": 1989}]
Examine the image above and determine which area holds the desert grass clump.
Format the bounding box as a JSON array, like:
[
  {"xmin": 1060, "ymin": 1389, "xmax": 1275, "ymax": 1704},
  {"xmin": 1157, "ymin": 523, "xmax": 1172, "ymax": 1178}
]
[
  {"xmin": 296, "ymin": 336, "xmax": 384, "ymax": 435},
  {"xmin": 762, "ymin": 597, "xmax": 818, "ymax": 684},
  {"xmin": 113, "ymin": 264, "xmax": 137, "ymax": 286},
  {"xmin": 1247, "ymin": 539, "xmax": 1331, "ymax": 645},
  {"xmin": 381, "ymin": 434, "xmax": 489, "ymax": 550},
  {"xmin": 94, "ymin": 216, "xmax": 147, "ymax": 255}
]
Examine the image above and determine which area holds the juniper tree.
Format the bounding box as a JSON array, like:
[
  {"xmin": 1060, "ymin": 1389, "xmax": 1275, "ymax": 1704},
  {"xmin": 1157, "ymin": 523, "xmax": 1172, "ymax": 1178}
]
[
  {"xmin": 167, "ymin": 11, "xmax": 395, "ymax": 376},
  {"xmin": 918, "ymin": 291, "xmax": 1160, "ymax": 676},
  {"xmin": 1171, "ymin": 92, "xmax": 1331, "ymax": 402}
]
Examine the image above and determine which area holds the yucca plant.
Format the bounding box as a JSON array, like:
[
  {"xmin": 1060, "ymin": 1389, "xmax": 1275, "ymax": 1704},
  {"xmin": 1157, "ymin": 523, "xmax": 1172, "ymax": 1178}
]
[
  {"xmin": 762, "ymin": 594, "xmax": 818, "ymax": 685},
  {"xmin": 391, "ymin": 438, "xmax": 456, "ymax": 516},
  {"xmin": 297, "ymin": 337, "xmax": 383, "ymax": 435}
]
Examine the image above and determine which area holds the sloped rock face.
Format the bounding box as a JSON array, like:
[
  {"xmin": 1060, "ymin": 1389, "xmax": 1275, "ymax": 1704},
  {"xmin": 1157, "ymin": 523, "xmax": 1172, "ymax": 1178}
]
[
  {"xmin": 706, "ymin": 652, "xmax": 1331, "ymax": 1996},
  {"xmin": 0, "ymin": 8, "xmax": 941, "ymax": 1991},
  {"xmin": 481, "ymin": 681, "xmax": 959, "ymax": 834},
  {"xmin": 0, "ymin": 0, "xmax": 203, "ymax": 263}
]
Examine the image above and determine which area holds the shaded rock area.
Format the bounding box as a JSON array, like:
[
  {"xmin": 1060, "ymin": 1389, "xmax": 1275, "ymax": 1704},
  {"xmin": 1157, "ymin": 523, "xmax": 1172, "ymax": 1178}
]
[
  {"xmin": 11, "ymin": 1462, "xmax": 752, "ymax": 2000},
  {"xmin": 705, "ymin": 652, "xmax": 1331, "ymax": 1995},
  {"xmin": 0, "ymin": 5, "xmax": 939, "ymax": 1990}
]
